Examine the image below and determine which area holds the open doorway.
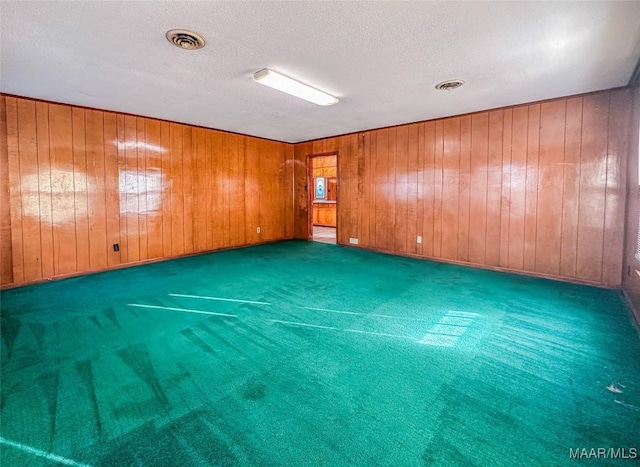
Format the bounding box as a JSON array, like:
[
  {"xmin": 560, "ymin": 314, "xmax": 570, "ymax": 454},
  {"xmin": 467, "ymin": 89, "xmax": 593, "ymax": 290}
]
[{"xmin": 308, "ymin": 153, "xmax": 338, "ymax": 244}]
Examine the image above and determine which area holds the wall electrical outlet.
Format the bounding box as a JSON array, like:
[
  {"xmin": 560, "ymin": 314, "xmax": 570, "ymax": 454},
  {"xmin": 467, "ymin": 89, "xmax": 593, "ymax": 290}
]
[
  {"xmin": 349, "ymin": 238, "xmax": 359, "ymax": 245},
  {"xmin": 417, "ymin": 236, "xmax": 422, "ymax": 244},
  {"xmin": 113, "ymin": 243, "xmax": 119, "ymax": 252},
  {"xmin": 256, "ymin": 227, "xmax": 261, "ymax": 234}
]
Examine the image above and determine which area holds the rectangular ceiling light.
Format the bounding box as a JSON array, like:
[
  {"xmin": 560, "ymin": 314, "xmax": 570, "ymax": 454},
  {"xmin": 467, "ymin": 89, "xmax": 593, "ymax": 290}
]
[{"xmin": 253, "ymin": 69, "xmax": 338, "ymax": 106}]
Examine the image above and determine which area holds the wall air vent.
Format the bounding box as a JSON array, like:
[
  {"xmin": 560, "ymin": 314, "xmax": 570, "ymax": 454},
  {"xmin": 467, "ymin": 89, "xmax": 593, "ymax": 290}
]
[
  {"xmin": 166, "ymin": 29, "xmax": 206, "ymax": 50},
  {"xmin": 435, "ymin": 79, "xmax": 465, "ymax": 91}
]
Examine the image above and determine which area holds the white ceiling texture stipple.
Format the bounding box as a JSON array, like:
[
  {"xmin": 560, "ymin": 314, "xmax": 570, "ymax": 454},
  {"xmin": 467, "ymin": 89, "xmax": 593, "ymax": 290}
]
[{"xmin": 1, "ymin": 1, "xmax": 639, "ymax": 143}]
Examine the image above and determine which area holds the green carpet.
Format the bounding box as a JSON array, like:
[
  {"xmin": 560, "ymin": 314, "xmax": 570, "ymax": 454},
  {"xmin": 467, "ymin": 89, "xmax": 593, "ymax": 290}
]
[{"xmin": 1, "ymin": 241, "xmax": 639, "ymax": 466}]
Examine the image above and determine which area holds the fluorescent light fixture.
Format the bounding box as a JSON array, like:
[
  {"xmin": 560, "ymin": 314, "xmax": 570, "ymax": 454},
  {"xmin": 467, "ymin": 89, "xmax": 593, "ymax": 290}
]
[{"xmin": 253, "ymin": 69, "xmax": 338, "ymax": 106}]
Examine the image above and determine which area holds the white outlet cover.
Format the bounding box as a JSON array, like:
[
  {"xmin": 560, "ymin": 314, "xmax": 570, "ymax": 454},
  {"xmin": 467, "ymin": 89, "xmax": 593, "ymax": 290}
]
[
  {"xmin": 417, "ymin": 236, "xmax": 422, "ymax": 244},
  {"xmin": 257, "ymin": 227, "xmax": 261, "ymax": 233},
  {"xmin": 349, "ymin": 238, "xmax": 359, "ymax": 245}
]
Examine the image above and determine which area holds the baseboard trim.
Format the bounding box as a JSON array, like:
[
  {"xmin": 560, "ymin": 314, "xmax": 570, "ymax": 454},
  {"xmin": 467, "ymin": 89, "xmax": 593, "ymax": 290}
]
[
  {"xmin": 339, "ymin": 242, "xmax": 619, "ymax": 290},
  {"xmin": 0, "ymin": 237, "xmax": 293, "ymax": 290}
]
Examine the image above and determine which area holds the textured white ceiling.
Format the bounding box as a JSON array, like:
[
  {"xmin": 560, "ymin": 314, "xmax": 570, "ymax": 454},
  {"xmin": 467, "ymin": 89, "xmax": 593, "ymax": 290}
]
[{"xmin": 1, "ymin": 1, "xmax": 639, "ymax": 143}]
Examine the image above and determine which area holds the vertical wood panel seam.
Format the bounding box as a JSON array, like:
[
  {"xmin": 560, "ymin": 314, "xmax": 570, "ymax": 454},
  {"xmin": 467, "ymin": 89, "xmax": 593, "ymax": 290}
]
[
  {"xmin": 84, "ymin": 111, "xmax": 91, "ymax": 270},
  {"xmin": 158, "ymin": 121, "xmax": 164, "ymax": 254},
  {"xmin": 118, "ymin": 116, "xmax": 125, "ymax": 263},
  {"xmin": 432, "ymin": 126, "xmax": 436, "ymax": 256},
  {"xmin": 0, "ymin": 97, "xmax": 9, "ymax": 284},
  {"xmin": 282, "ymin": 143, "xmax": 285, "ymax": 239},
  {"xmin": 143, "ymin": 119, "xmax": 148, "ymax": 257},
  {"xmin": 33, "ymin": 102, "xmax": 43, "ymax": 278},
  {"xmin": 507, "ymin": 111, "xmax": 513, "ymax": 266},
  {"xmin": 45, "ymin": 105, "xmax": 54, "ymax": 276},
  {"xmin": 15, "ymin": 100, "xmax": 23, "ymax": 278},
  {"xmin": 497, "ymin": 111, "xmax": 505, "ymax": 267},
  {"xmin": 71, "ymin": 106, "xmax": 80, "ymax": 271},
  {"xmin": 182, "ymin": 126, "xmax": 186, "ymax": 253},
  {"xmin": 190, "ymin": 127, "xmax": 194, "ymax": 251},
  {"xmin": 397, "ymin": 134, "xmax": 400, "ymax": 249},
  {"xmin": 415, "ymin": 129, "xmax": 420, "ymax": 250},
  {"xmin": 206, "ymin": 130, "xmax": 210, "ymax": 248},
  {"xmin": 558, "ymin": 100, "xmax": 568, "ymax": 276},
  {"xmin": 169, "ymin": 124, "xmax": 173, "ymax": 255},
  {"xmin": 575, "ymin": 98, "xmax": 584, "ymax": 278},
  {"xmin": 359, "ymin": 135, "xmax": 363, "ymax": 243},
  {"xmin": 508, "ymin": 111, "xmax": 514, "ymax": 266},
  {"xmin": 371, "ymin": 139, "xmax": 376, "ymax": 246},
  {"xmin": 484, "ymin": 114, "xmax": 490, "ymax": 262},
  {"xmin": 292, "ymin": 141, "xmax": 296, "ymax": 239},
  {"xmin": 417, "ymin": 129, "xmax": 422, "ymax": 253},
  {"xmin": 457, "ymin": 119, "xmax": 462, "ymax": 260},
  {"xmin": 130, "ymin": 117, "xmax": 135, "ymax": 261},
  {"xmin": 363, "ymin": 136, "xmax": 368, "ymax": 245},
  {"xmin": 407, "ymin": 131, "xmax": 411, "ymax": 251},
  {"xmin": 391, "ymin": 130, "xmax": 396, "ymax": 250},
  {"xmin": 258, "ymin": 139, "xmax": 262, "ymax": 243},
  {"xmin": 467, "ymin": 117, "xmax": 472, "ymax": 261},
  {"xmin": 24, "ymin": 101, "xmax": 40, "ymax": 278},
  {"xmin": 47, "ymin": 104, "xmax": 56, "ymax": 273},
  {"xmin": 522, "ymin": 106, "xmax": 530, "ymax": 267},
  {"xmin": 467, "ymin": 120, "xmax": 472, "ymax": 259},
  {"xmin": 120, "ymin": 116, "xmax": 126, "ymax": 263},
  {"xmin": 126, "ymin": 116, "xmax": 130, "ymax": 263},
  {"xmin": 102, "ymin": 112, "xmax": 108, "ymax": 264},
  {"xmin": 433, "ymin": 126, "xmax": 437, "ymax": 255},
  {"xmin": 136, "ymin": 119, "xmax": 141, "ymax": 258},
  {"xmin": 424, "ymin": 124, "xmax": 427, "ymax": 255},
  {"xmin": 600, "ymin": 93, "xmax": 612, "ymax": 283},
  {"xmin": 372, "ymin": 133, "xmax": 376, "ymax": 246},
  {"xmin": 439, "ymin": 125, "xmax": 443, "ymax": 256},
  {"xmin": 534, "ymin": 106, "xmax": 540, "ymax": 271},
  {"xmin": 136, "ymin": 117, "xmax": 149, "ymax": 261},
  {"xmin": 405, "ymin": 132, "xmax": 409, "ymax": 251},
  {"xmin": 284, "ymin": 144, "xmax": 288, "ymax": 239},
  {"xmin": 16, "ymin": 101, "xmax": 25, "ymax": 277}
]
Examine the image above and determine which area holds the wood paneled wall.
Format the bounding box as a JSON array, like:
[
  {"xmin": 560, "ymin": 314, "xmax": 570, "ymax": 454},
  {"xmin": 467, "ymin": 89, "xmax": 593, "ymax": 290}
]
[
  {"xmin": 1, "ymin": 89, "xmax": 631, "ymax": 288},
  {"xmin": 294, "ymin": 89, "xmax": 631, "ymax": 287},
  {"xmin": 0, "ymin": 95, "xmax": 294, "ymax": 287},
  {"xmin": 622, "ymin": 86, "xmax": 640, "ymax": 321}
]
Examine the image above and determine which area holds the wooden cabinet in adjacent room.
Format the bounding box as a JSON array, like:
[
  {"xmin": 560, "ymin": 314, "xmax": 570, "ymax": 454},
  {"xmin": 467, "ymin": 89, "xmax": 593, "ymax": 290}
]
[{"xmin": 312, "ymin": 202, "xmax": 336, "ymax": 227}]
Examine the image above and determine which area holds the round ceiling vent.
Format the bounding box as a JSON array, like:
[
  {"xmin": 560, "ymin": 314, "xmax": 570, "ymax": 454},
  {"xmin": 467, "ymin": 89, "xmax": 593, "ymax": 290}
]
[
  {"xmin": 435, "ymin": 79, "xmax": 465, "ymax": 91},
  {"xmin": 166, "ymin": 29, "xmax": 206, "ymax": 50}
]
